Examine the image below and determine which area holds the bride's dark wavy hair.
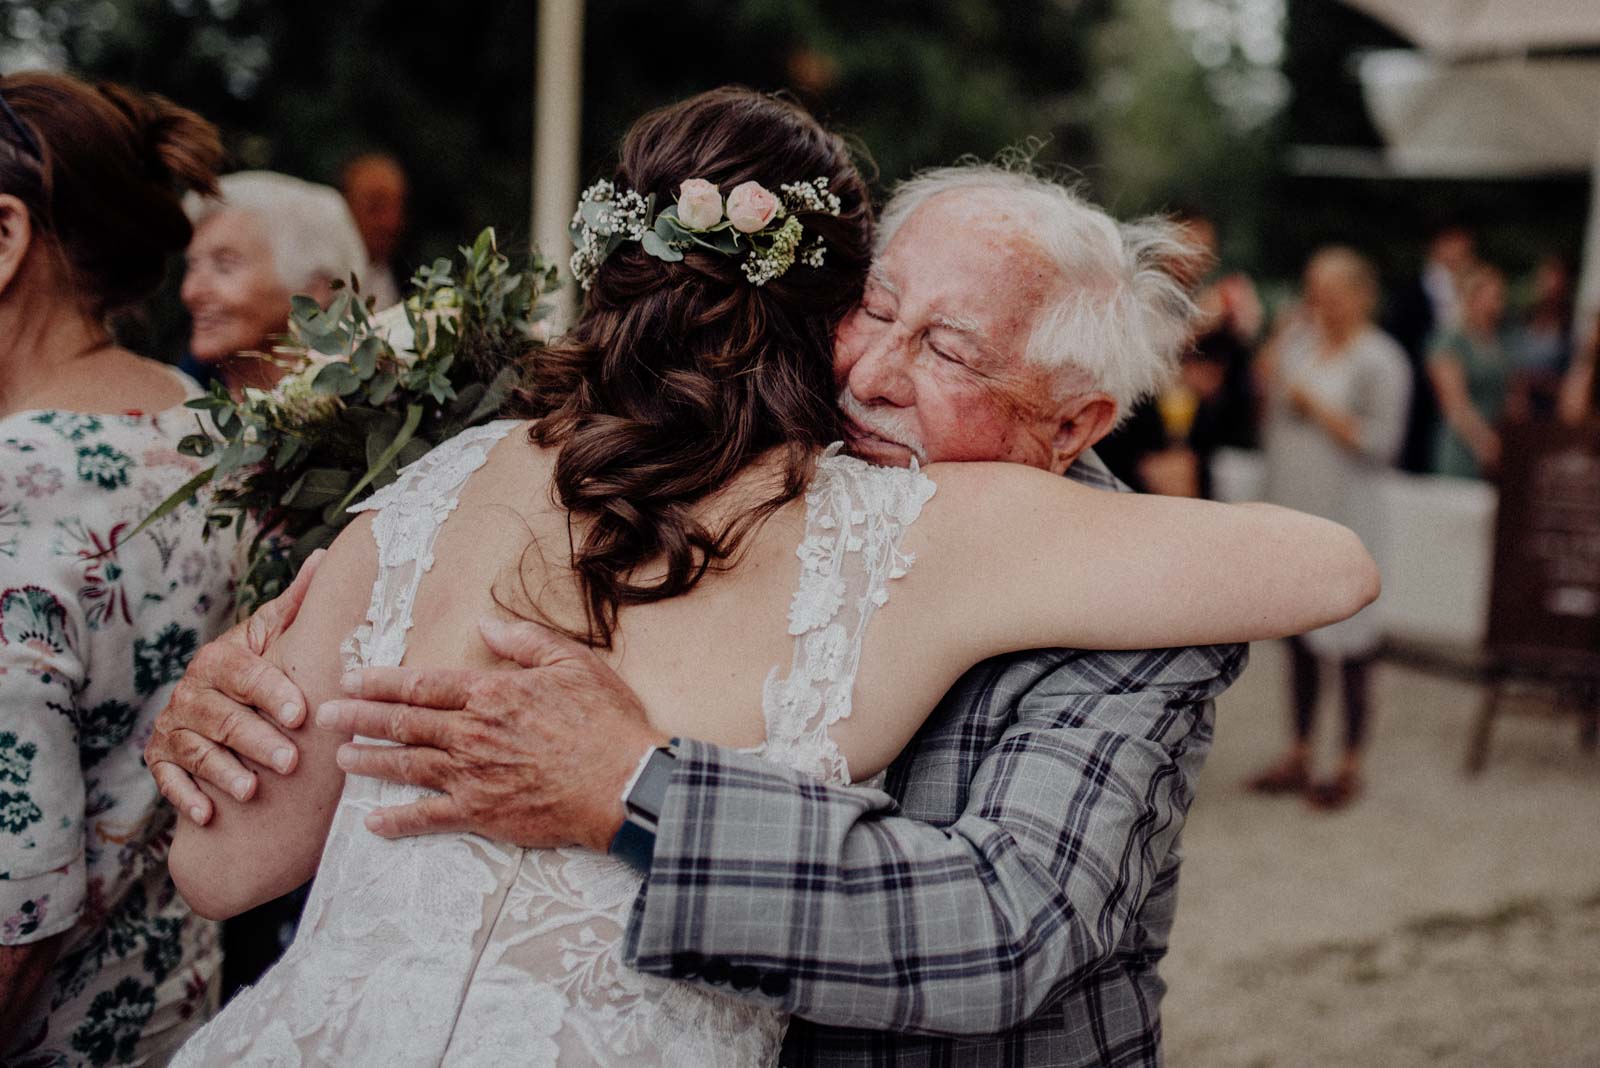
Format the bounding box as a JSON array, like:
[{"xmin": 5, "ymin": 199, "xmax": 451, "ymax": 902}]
[{"xmin": 509, "ymin": 87, "xmax": 873, "ymax": 647}]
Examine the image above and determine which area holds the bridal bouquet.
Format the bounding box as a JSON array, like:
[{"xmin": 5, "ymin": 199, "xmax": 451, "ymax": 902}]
[{"xmin": 143, "ymin": 228, "xmax": 561, "ymax": 614}]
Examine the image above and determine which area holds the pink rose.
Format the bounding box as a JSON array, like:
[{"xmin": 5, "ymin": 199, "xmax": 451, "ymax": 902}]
[
  {"xmin": 726, "ymin": 181, "xmax": 780, "ymax": 233},
  {"xmin": 676, "ymin": 178, "xmax": 724, "ymax": 230}
]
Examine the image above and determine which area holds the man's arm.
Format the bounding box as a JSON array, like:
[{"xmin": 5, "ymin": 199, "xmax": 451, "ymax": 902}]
[
  {"xmin": 623, "ymin": 644, "xmax": 1243, "ymax": 1035},
  {"xmin": 321, "ymin": 624, "xmax": 1241, "ymax": 1034}
]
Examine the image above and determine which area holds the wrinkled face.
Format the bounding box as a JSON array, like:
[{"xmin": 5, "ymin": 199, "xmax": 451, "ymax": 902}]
[
  {"xmin": 181, "ymin": 210, "xmax": 292, "ymax": 362},
  {"xmin": 832, "ymin": 193, "xmax": 1077, "ymax": 471},
  {"xmin": 344, "ymin": 160, "xmax": 408, "ymax": 264}
]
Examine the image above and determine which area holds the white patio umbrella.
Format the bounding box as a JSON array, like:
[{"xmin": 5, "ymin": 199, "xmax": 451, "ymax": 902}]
[
  {"xmin": 1358, "ymin": 51, "xmax": 1600, "ymax": 179},
  {"xmin": 1343, "ymin": 0, "xmax": 1600, "ymax": 331},
  {"xmin": 1343, "ymin": 0, "xmax": 1600, "ymax": 59}
]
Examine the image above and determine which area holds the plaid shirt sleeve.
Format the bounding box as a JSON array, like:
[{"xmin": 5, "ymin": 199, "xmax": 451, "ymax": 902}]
[{"xmin": 622, "ymin": 641, "xmax": 1246, "ymax": 1036}]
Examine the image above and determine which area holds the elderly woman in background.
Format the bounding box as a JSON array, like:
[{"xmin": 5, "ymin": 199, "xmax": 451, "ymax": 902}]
[
  {"xmin": 1248, "ymin": 247, "xmax": 1411, "ymax": 809},
  {"xmin": 1429, "ymin": 263, "xmax": 1511, "ymax": 479},
  {"xmin": 180, "ymin": 170, "xmax": 366, "ymax": 395},
  {"xmin": 0, "ymin": 71, "xmax": 239, "ymax": 1063}
]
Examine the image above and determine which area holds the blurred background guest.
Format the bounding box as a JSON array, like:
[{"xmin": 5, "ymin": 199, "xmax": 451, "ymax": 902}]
[
  {"xmin": 1557, "ymin": 312, "xmax": 1599, "ymax": 425},
  {"xmin": 1507, "ymin": 254, "xmax": 1574, "ymax": 419},
  {"xmin": 179, "ymin": 170, "xmax": 365, "ymax": 396},
  {"xmin": 339, "ymin": 151, "xmax": 410, "ymax": 310},
  {"xmin": 1249, "ymin": 246, "xmax": 1411, "ymax": 809},
  {"xmin": 1097, "ymin": 208, "xmax": 1262, "ymax": 498},
  {"xmin": 1428, "ymin": 263, "xmax": 1510, "ymax": 480},
  {"xmin": 0, "ymin": 70, "xmax": 235, "ymax": 1064},
  {"xmin": 1384, "ymin": 223, "xmax": 1475, "ymax": 473}
]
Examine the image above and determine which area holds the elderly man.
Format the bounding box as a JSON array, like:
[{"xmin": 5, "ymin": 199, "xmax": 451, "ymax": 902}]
[{"xmin": 148, "ymin": 164, "xmax": 1243, "ymax": 1067}]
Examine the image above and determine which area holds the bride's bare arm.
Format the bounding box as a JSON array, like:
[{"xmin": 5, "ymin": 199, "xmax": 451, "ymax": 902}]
[
  {"xmin": 906, "ymin": 461, "xmax": 1378, "ymax": 658},
  {"xmin": 168, "ymin": 516, "xmax": 377, "ymax": 919}
]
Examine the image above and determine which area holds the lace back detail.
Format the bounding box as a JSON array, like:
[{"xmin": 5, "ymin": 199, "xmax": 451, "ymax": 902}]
[
  {"xmin": 340, "ymin": 420, "xmax": 521, "ymax": 672},
  {"xmin": 757, "ymin": 445, "xmax": 937, "ymax": 785}
]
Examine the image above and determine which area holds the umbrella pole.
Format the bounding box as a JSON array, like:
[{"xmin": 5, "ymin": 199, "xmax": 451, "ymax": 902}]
[{"xmin": 533, "ymin": 0, "xmax": 585, "ymax": 330}]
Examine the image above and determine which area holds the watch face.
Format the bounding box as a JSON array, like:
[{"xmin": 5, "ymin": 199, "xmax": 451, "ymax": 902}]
[{"xmin": 627, "ymin": 749, "xmax": 676, "ymax": 817}]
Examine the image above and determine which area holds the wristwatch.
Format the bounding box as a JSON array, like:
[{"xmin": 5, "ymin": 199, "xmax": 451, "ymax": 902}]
[{"xmin": 608, "ymin": 740, "xmax": 679, "ymax": 874}]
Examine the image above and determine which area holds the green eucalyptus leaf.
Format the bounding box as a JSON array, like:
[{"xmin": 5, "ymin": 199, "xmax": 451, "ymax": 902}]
[
  {"xmin": 641, "ymin": 232, "xmax": 683, "ymax": 262},
  {"xmin": 214, "ymin": 438, "xmax": 245, "ymax": 477},
  {"xmin": 312, "ymin": 361, "xmax": 362, "ymax": 397},
  {"xmin": 177, "ymin": 434, "xmax": 215, "ymax": 458},
  {"xmin": 332, "ymin": 403, "xmax": 423, "ymax": 515},
  {"xmin": 282, "ymin": 467, "xmax": 352, "ymax": 509},
  {"xmin": 465, "ymin": 366, "xmax": 519, "ymax": 426},
  {"xmin": 290, "ymin": 523, "xmax": 341, "ymax": 564},
  {"xmin": 350, "ymin": 335, "xmax": 384, "ymax": 378},
  {"xmin": 448, "ymin": 382, "xmax": 487, "ymax": 419},
  {"xmin": 273, "ymin": 436, "xmax": 303, "ymax": 470},
  {"xmin": 395, "ymin": 437, "xmax": 432, "ymax": 468},
  {"xmin": 367, "ymin": 369, "xmax": 399, "ymax": 406}
]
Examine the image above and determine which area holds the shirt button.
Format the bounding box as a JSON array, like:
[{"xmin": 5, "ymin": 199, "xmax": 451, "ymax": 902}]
[
  {"xmin": 701, "ymin": 958, "xmax": 732, "ymax": 985},
  {"xmin": 669, "ymin": 951, "xmax": 704, "ymax": 979},
  {"xmin": 759, "ymin": 972, "xmax": 791, "ymax": 997},
  {"xmin": 729, "ymin": 965, "xmax": 760, "ymax": 991}
]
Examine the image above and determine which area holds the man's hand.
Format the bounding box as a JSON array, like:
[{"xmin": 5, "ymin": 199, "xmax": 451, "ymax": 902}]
[
  {"xmin": 318, "ymin": 619, "xmax": 668, "ymax": 851},
  {"xmin": 145, "ymin": 549, "xmax": 326, "ymax": 824}
]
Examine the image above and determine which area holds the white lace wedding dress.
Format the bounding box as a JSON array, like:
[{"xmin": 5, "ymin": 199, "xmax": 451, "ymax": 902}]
[{"xmin": 173, "ymin": 419, "xmax": 936, "ymax": 1067}]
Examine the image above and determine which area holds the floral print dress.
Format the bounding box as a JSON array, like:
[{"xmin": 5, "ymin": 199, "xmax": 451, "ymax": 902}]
[{"xmin": 1, "ymin": 392, "xmax": 236, "ymax": 1067}]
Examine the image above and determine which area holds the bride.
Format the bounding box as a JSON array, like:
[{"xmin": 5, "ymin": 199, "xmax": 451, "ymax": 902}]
[{"xmin": 168, "ymin": 87, "xmax": 1376, "ymax": 1065}]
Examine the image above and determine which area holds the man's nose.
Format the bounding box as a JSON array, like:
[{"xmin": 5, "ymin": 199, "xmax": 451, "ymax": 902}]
[{"xmin": 848, "ymin": 331, "xmax": 915, "ymax": 407}]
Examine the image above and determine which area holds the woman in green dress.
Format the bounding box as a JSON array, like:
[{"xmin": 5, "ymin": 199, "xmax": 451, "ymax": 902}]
[{"xmin": 1429, "ymin": 264, "xmax": 1511, "ymax": 479}]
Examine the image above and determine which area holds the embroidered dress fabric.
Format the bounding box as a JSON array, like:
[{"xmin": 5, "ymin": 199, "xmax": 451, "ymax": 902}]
[{"xmin": 173, "ymin": 421, "xmax": 936, "ymax": 1067}]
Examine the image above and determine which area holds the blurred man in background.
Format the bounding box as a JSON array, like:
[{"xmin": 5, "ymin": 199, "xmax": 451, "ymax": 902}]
[
  {"xmin": 1385, "ymin": 222, "xmax": 1476, "ymax": 473},
  {"xmin": 340, "ymin": 151, "xmax": 409, "ymax": 309}
]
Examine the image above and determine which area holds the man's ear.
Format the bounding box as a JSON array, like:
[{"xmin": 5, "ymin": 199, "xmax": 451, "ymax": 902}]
[
  {"xmin": 0, "ymin": 195, "xmax": 34, "ymax": 297},
  {"xmin": 1047, "ymin": 391, "xmax": 1119, "ymax": 475}
]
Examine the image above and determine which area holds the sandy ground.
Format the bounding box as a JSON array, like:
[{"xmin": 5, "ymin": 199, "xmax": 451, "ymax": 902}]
[{"xmin": 1162, "ymin": 642, "xmax": 1600, "ymax": 1067}]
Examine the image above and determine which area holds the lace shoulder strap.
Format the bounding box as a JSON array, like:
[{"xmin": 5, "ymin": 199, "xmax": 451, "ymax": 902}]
[
  {"xmin": 757, "ymin": 444, "xmax": 937, "ymax": 785},
  {"xmin": 342, "ymin": 419, "xmax": 522, "ymax": 670}
]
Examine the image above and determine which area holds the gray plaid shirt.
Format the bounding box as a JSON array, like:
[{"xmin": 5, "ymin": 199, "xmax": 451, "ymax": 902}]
[{"xmin": 623, "ymin": 453, "xmax": 1247, "ymax": 1066}]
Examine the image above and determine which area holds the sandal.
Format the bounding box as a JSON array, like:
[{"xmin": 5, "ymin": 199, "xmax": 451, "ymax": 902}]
[
  {"xmin": 1307, "ymin": 774, "xmax": 1360, "ymax": 811},
  {"xmin": 1246, "ymin": 761, "xmax": 1309, "ymax": 795}
]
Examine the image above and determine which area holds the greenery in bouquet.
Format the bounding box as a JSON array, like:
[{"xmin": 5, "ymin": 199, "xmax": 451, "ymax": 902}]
[{"xmin": 142, "ymin": 228, "xmax": 561, "ymax": 616}]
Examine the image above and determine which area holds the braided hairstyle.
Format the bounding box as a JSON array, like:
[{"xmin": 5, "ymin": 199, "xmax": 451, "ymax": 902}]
[{"xmin": 511, "ymin": 87, "xmax": 873, "ymax": 647}]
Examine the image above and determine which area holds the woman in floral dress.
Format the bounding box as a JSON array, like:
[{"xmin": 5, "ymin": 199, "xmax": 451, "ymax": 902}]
[{"xmin": 0, "ymin": 72, "xmax": 236, "ymax": 1065}]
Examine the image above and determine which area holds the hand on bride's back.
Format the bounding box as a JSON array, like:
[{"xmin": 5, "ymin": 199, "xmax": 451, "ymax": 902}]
[
  {"xmin": 146, "ymin": 550, "xmax": 326, "ymax": 824},
  {"xmin": 317, "ymin": 619, "xmax": 669, "ymax": 851}
]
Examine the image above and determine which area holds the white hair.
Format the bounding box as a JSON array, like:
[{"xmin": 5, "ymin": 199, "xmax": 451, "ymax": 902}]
[
  {"xmin": 876, "ymin": 162, "xmax": 1199, "ymax": 420},
  {"xmin": 184, "ymin": 170, "xmax": 367, "ymax": 293}
]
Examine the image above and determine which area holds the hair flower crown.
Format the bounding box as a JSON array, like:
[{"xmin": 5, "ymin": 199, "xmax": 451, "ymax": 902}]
[{"xmin": 569, "ymin": 175, "xmax": 842, "ymax": 291}]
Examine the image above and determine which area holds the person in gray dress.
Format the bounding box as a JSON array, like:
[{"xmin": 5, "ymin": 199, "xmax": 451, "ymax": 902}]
[{"xmin": 1249, "ymin": 246, "xmax": 1411, "ymax": 809}]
